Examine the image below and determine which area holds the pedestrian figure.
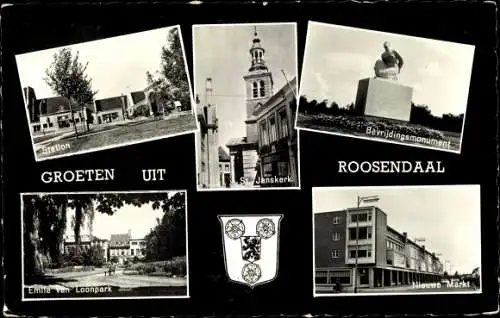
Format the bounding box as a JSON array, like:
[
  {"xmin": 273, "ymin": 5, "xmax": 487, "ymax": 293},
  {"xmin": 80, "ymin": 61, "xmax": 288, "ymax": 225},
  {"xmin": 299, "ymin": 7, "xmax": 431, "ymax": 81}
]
[
  {"xmin": 333, "ymin": 279, "xmax": 342, "ymax": 293},
  {"xmin": 105, "ymin": 264, "xmax": 116, "ymax": 276}
]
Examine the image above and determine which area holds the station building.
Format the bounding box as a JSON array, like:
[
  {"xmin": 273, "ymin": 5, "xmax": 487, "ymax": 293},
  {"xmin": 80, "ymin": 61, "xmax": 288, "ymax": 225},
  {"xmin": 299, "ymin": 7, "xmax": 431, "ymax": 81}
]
[{"xmin": 314, "ymin": 206, "xmax": 444, "ymax": 291}]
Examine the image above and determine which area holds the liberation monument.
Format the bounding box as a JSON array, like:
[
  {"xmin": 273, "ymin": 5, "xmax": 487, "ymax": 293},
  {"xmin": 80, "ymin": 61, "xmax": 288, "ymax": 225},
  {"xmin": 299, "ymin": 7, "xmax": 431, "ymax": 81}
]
[{"xmin": 354, "ymin": 41, "xmax": 413, "ymax": 121}]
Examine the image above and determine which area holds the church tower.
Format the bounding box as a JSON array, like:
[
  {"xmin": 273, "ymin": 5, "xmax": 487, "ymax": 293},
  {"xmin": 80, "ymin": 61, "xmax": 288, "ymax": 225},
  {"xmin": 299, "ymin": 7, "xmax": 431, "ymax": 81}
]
[{"xmin": 243, "ymin": 27, "xmax": 274, "ymax": 143}]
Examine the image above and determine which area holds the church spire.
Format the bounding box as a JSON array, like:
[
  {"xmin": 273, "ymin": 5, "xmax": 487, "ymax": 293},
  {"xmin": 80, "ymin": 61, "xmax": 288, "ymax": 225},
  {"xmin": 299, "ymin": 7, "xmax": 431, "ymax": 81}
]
[{"xmin": 248, "ymin": 26, "xmax": 268, "ymax": 72}]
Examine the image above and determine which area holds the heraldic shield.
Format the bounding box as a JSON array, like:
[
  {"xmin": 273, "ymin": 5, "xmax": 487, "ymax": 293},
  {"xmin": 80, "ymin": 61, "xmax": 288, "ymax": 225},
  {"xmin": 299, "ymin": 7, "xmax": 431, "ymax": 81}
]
[{"xmin": 219, "ymin": 215, "xmax": 283, "ymax": 288}]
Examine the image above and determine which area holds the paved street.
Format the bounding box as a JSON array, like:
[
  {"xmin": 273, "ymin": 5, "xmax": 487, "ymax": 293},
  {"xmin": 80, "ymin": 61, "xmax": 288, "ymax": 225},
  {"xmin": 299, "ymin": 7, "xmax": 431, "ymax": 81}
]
[
  {"xmin": 316, "ymin": 285, "xmax": 479, "ymax": 294},
  {"xmin": 24, "ymin": 268, "xmax": 187, "ymax": 298},
  {"xmin": 35, "ymin": 114, "xmax": 197, "ymax": 159}
]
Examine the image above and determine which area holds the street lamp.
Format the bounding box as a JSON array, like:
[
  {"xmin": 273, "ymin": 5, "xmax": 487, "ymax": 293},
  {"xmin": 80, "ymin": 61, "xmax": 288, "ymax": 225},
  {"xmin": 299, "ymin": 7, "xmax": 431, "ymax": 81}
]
[{"xmin": 353, "ymin": 195, "xmax": 379, "ymax": 293}]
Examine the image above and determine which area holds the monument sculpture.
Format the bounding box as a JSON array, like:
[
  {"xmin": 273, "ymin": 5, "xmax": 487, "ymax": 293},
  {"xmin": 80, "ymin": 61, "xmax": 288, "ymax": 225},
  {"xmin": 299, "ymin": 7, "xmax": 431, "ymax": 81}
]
[
  {"xmin": 354, "ymin": 41, "xmax": 413, "ymax": 122},
  {"xmin": 374, "ymin": 41, "xmax": 404, "ymax": 80}
]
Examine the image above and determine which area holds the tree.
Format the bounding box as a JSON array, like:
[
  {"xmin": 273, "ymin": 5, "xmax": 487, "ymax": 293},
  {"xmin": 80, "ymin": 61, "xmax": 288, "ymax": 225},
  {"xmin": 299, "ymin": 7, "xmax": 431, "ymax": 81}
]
[
  {"xmin": 44, "ymin": 48, "xmax": 98, "ymax": 137},
  {"xmin": 83, "ymin": 245, "xmax": 105, "ymax": 266},
  {"xmin": 146, "ymin": 27, "xmax": 191, "ymax": 112}
]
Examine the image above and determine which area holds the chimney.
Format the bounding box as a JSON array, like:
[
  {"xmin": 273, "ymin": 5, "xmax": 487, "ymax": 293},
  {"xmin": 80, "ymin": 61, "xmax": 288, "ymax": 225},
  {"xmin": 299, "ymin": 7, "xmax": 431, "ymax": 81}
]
[
  {"xmin": 128, "ymin": 229, "xmax": 132, "ymax": 238},
  {"xmin": 403, "ymin": 232, "xmax": 408, "ymax": 243},
  {"xmin": 205, "ymin": 78, "xmax": 213, "ymax": 106}
]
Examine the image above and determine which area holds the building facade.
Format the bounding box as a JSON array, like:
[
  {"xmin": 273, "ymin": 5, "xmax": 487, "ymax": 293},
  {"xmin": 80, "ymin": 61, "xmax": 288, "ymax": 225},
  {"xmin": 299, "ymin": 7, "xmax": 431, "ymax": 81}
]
[
  {"xmin": 24, "ymin": 86, "xmax": 90, "ymax": 136},
  {"xmin": 254, "ymin": 77, "xmax": 298, "ymax": 187},
  {"xmin": 197, "ymin": 78, "xmax": 221, "ymax": 188},
  {"xmin": 62, "ymin": 230, "xmax": 145, "ymax": 265},
  {"xmin": 315, "ymin": 206, "xmax": 444, "ymax": 291}
]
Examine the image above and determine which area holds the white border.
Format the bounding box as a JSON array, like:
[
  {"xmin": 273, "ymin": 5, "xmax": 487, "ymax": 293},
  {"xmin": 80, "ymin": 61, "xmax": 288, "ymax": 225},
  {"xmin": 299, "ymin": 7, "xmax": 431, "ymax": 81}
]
[
  {"xmin": 16, "ymin": 25, "xmax": 199, "ymax": 162},
  {"xmin": 192, "ymin": 22, "xmax": 301, "ymax": 192},
  {"xmin": 218, "ymin": 214, "xmax": 284, "ymax": 288},
  {"xmin": 20, "ymin": 190, "xmax": 190, "ymax": 301},
  {"xmin": 295, "ymin": 21, "xmax": 473, "ymax": 155},
  {"xmin": 311, "ymin": 184, "xmax": 483, "ymax": 297}
]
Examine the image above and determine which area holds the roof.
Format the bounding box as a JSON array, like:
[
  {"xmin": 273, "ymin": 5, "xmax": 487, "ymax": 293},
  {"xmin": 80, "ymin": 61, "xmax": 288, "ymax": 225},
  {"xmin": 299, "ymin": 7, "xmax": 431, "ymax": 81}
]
[
  {"xmin": 226, "ymin": 136, "xmax": 257, "ymax": 148},
  {"xmin": 131, "ymin": 91, "xmax": 146, "ymax": 104},
  {"xmin": 95, "ymin": 96, "xmax": 125, "ymax": 112},
  {"xmin": 37, "ymin": 96, "xmax": 85, "ymax": 116},
  {"xmin": 218, "ymin": 146, "xmax": 230, "ymax": 161},
  {"xmin": 109, "ymin": 233, "xmax": 131, "ymax": 245}
]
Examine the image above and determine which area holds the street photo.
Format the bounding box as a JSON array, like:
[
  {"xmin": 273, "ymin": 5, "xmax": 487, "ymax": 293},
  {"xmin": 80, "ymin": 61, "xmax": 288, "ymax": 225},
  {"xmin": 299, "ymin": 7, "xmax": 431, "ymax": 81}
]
[
  {"xmin": 297, "ymin": 21, "xmax": 475, "ymax": 154},
  {"xmin": 193, "ymin": 23, "xmax": 300, "ymax": 191},
  {"xmin": 312, "ymin": 185, "xmax": 481, "ymax": 296},
  {"xmin": 16, "ymin": 25, "xmax": 198, "ymax": 161},
  {"xmin": 21, "ymin": 191, "xmax": 189, "ymax": 300}
]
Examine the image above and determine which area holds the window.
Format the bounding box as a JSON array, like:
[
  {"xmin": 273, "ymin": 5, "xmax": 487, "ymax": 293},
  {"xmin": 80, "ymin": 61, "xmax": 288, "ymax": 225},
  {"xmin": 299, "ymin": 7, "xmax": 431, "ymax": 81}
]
[
  {"xmin": 131, "ymin": 249, "xmax": 135, "ymax": 256},
  {"xmin": 252, "ymin": 82, "xmax": 258, "ymax": 98},
  {"xmin": 315, "ymin": 271, "xmax": 327, "ymax": 284},
  {"xmin": 331, "ymin": 250, "xmax": 341, "ymax": 258},
  {"xmin": 329, "ymin": 271, "xmax": 351, "ymax": 285},
  {"xmin": 132, "ymin": 241, "xmax": 137, "ymax": 245},
  {"xmin": 43, "ymin": 124, "xmax": 47, "ymax": 128},
  {"xmin": 260, "ymin": 121, "xmax": 269, "ymax": 146},
  {"xmin": 279, "ymin": 109, "xmax": 288, "ymax": 139},
  {"xmin": 33, "ymin": 125, "xmax": 41, "ymax": 132},
  {"xmin": 348, "ymin": 245, "xmax": 372, "ymax": 259},
  {"xmin": 332, "ymin": 232, "xmax": 340, "ymax": 241},
  {"xmin": 263, "ymin": 163, "xmax": 273, "ymax": 177},
  {"xmin": 333, "ymin": 216, "xmax": 340, "ymax": 224},
  {"xmin": 259, "ymin": 80, "xmax": 265, "ymax": 97},
  {"xmin": 269, "ymin": 115, "xmax": 277, "ymax": 143},
  {"xmin": 348, "ymin": 227, "xmax": 372, "ymax": 240},
  {"xmin": 121, "ymin": 251, "xmax": 124, "ymax": 256},
  {"xmin": 351, "ymin": 212, "xmax": 368, "ymax": 223},
  {"xmin": 277, "ymin": 162, "xmax": 289, "ymax": 177},
  {"xmin": 201, "ymin": 162, "xmax": 206, "ymax": 173}
]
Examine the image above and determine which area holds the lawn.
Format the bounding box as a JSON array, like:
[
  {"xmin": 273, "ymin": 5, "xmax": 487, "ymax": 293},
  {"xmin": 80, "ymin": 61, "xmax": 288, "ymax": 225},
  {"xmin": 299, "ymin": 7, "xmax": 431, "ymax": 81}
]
[
  {"xmin": 297, "ymin": 113, "xmax": 461, "ymax": 152},
  {"xmin": 36, "ymin": 114, "xmax": 197, "ymax": 159}
]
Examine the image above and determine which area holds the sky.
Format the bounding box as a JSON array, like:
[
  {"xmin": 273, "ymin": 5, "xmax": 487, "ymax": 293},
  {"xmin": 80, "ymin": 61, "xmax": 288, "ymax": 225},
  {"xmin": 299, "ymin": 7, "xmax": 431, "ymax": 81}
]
[
  {"xmin": 313, "ymin": 185, "xmax": 481, "ymax": 274},
  {"xmin": 16, "ymin": 25, "xmax": 182, "ymax": 101},
  {"xmin": 193, "ymin": 23, "xmax": 297, "ymax": 152},
  {"xmin": 64, "ymin": 199, "xmax": 174, "ymax": 240},
  {"xmin": 300, "ymin": 22, "xmax": 475, "ymax": 117}
]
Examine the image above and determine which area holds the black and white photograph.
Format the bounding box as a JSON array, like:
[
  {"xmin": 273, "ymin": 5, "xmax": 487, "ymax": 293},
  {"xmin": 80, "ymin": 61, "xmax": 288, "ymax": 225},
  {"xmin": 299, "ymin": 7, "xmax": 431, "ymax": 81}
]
[
  {"xmin": 16, "ymin": 25, "xmax": 198, "ymax": 161},
  {"xmin": 193, "ymin": 23, "xmax": 300, "ymax": 190},
  {"xmin": 21, "ymin": 191, "xmax": 189, "ymax": 300},
  {"xmin": 313, "ymin": 185, "xmax": 481, "ymax": 296},
  {"xmin": 297, "ymin": 22, "xmax": 475, "ymax": 153}
]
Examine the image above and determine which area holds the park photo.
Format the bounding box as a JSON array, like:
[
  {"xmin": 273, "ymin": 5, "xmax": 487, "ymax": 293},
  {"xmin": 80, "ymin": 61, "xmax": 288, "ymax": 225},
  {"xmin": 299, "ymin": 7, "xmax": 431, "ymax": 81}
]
[
  {"xmin": 297, "ymin": 22, "xmax": 475, "ymax": 153},
  {"xmin": 313, "ymin": 185, "xmax": 481, "ymax": 296},
  {"xmin": 21, "ymin": 191, "xmax": 189, "ymax": 300},
  {"xmin": 16, "ymin": 25, "xmax": 197, "ymax": 161},
  {"xmin": 193, "ymin": 23, "xmax": 300, "ymax": 191}
]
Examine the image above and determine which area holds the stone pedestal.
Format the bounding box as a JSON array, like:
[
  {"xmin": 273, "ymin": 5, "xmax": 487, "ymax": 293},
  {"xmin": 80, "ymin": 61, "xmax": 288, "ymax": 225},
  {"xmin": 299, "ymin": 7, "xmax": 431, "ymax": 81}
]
[{"xmin": 354, "ymin": 77, "xmax": 413, "ymax": 121}]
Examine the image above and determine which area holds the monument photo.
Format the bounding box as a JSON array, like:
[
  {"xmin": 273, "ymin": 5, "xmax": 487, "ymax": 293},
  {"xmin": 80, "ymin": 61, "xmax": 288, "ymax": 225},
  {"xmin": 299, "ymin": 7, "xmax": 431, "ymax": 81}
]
[{"xmin": 297, "ymin": 22, "xmax": 475, "ymax": 153}]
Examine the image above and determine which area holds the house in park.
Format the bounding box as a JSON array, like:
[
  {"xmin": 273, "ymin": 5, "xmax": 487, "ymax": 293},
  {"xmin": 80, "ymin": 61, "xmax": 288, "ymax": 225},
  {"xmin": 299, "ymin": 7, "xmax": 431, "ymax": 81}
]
[
  {"xmin": 62, "ymin": 234, "xmax": 109, "ymax": 263},
  {"xmin": 107, "ymin": 230, "xmax": 146, "ymax": 264},
  {"xmin": 94, "ymin": 95, "xmax": 129, "ymax": 124},
  {"xmin": 23, "ymin": 86, "xmax": 93, "ymax": 136},
  {"xmin": 314, "ymin": 206, "xmax": 444, "ymax": 292}
]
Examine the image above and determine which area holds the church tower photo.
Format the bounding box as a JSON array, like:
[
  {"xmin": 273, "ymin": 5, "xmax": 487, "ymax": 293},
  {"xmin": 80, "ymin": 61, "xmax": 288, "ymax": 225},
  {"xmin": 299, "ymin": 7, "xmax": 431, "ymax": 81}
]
[{"xmin": 194, "ymin": 23, "xmax": 299, "ymax": 190}]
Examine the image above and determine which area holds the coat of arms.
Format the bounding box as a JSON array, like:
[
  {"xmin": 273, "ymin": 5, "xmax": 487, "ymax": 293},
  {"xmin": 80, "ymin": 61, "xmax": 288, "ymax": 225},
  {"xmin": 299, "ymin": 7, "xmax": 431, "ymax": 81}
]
[{"xmin": 219, "ymin": 215, "xmax": 283, "ymax": 288}]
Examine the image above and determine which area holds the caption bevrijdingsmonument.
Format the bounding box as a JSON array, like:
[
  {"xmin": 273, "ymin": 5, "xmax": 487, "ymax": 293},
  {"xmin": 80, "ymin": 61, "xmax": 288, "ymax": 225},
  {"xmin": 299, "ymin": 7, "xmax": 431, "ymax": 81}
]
[{"xmin": 354, "ymin": 41, "xmax": 414, "ymax": 121}]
